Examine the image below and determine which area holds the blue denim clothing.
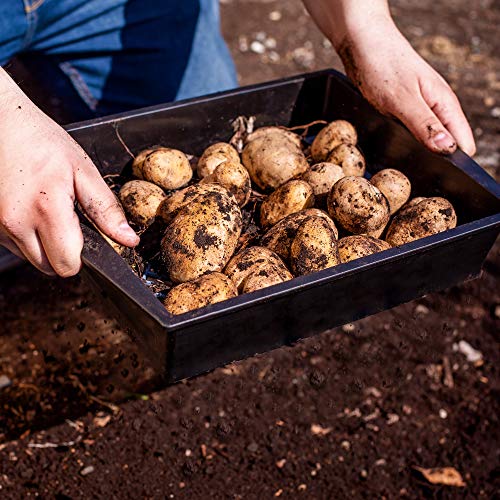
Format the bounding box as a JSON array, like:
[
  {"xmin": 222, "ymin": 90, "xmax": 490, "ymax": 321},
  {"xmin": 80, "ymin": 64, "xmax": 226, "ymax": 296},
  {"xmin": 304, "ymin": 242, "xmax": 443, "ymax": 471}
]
[{"xmin": 0, "ymin": 0, "xmax": 238, "ymax": 119}]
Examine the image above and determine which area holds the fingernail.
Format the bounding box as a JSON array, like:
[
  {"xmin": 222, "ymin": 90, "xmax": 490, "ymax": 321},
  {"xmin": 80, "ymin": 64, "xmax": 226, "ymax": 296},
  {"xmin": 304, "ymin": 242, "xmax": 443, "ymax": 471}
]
[{"xmin": 432, "ymin": 131, "xmax": 456, "ymax": 152}]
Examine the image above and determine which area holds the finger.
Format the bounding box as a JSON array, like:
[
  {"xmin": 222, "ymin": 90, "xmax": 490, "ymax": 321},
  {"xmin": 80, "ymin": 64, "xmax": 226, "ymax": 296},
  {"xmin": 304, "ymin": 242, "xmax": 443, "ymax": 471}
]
[
  {"xmin": 74, "ymin": 162, "xmax": 140, "ymax": 247},
  {"xmin": 391, "ymin": 92, "xmax": 457, "ymax": 154},
  {"xmin": 10, "ymin": 230, "xmax": 56, "ymax": 276},
  {"xmin": 428, "ymin": 90, "xmax": 476, "ymax": 156},
  {"xmin": 37, "ymin": 197, "xmax": 84, "ymax": 278}
]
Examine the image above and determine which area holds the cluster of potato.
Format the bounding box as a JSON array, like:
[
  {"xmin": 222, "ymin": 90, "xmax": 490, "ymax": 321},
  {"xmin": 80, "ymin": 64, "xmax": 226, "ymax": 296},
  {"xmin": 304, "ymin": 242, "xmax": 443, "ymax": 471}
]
[{"xmin": 117, "ymin": 121, "xmax": 457, "ymax": 315}]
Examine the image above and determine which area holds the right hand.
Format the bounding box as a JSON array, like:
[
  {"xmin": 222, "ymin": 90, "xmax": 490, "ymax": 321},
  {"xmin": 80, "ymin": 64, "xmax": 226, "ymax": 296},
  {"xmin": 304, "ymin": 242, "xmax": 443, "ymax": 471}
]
[{"xmin": 0, "ymin": 76, "xmax": 139, "ymax": 277}]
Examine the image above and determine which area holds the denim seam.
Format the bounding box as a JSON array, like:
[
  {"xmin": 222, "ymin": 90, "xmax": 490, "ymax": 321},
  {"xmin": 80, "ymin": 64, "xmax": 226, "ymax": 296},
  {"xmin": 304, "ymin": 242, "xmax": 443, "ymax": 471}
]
[
  {"xmin": 59, "ymin": 62, "xmax": 98, "ymax": 111},
  {"xmin": 24, "ymin": 0, "xmax": 45, "ymax": 14},
  {"xmin": 21, "ymin": 1, "xmax": 39, "ymax": 48}
]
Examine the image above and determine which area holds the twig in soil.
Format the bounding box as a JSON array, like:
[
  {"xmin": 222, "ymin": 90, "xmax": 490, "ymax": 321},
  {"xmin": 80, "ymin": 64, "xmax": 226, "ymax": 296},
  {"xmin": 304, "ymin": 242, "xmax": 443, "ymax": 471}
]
[
  {"xmin": 442, "ymin": 356, "xmax": 454, "ymax": 388},
  {"xmin": 28, "ymin": 435, "xmax": 83, "ymax": 449},
  {"xmin": 113, "ymin": 124, "xmax": 135, "ymax": 159}
]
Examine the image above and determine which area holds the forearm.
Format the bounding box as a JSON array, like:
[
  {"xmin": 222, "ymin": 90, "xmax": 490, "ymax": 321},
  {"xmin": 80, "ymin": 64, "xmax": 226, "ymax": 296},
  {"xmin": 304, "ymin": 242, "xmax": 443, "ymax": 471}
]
[{"xmin": 302, "ymin": 0, "xmax": 392, "ymax": 49}]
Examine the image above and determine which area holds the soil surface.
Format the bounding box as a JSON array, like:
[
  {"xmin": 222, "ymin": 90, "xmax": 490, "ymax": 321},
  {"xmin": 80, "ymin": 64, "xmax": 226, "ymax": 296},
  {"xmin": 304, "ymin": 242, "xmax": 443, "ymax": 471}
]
[{"xmin": 1, "ymin": 1, "xmax": 499, "ymax": 498}]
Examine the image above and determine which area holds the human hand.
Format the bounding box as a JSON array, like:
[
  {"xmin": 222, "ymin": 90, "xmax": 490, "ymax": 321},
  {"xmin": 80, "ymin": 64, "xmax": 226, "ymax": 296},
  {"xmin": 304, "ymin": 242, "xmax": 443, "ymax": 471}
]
[
  {"xmin": 337, "ymin": 18, "xmax": 476, "ymax": 156},
  {"xmin": 0, "ymin": 71, "xmax": 139, "ymax": 277}
]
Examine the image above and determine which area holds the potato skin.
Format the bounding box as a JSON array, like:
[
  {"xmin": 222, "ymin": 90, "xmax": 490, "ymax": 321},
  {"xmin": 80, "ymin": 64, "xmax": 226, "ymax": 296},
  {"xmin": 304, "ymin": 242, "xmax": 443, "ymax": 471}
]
[
  {"xmin": 260, "ymin": 180, "xmax": 315, "ymax": 229},
  {"xmin": 370, "ymin": 169, "xmax": 411, "ymax": 215},
  {"xmin": 156, "ymin": 183, "xmax": 230, "ymax": 224},
  {"xmin": 131, "ymin": 147, "xmax": 156, "ymax": 179},
  {"xmin": 326, "ymin": 144, "xmax": 366, "ymax": 177},
  {"xmin": 161, "ymin": 190, "xmax": 242, "ymax": 283},
  {"xmin": 261, "ymin": 208, "xmax": 338, "ymax": 262},
  {"xmin": 141, "ymin": 148, "xmax": 192, "ymax": 190},
  {"xmin": 241, "ymin": 264, "xmax": 292, "ymax": 293},
  {"xmin": 338, "ymin": 235, "xmax": 391, "ymax": 263},
  {"xmin": 327, "ymin": 176, "xmax": 390, "ymax": 238},
  {"xmin": 163, "ymin": 272, "xmax": 237, "ymax": 315},
  {"xmin": 119, "ymin": 180, "xmax": 166, "ymax": 227},
  {"xmin": 242, "ymin": 132, "xmax": 309, "ymax": 191},
  {"xmin": 290, "ymin": 217, "xmax": 340, "ymax": 276},
  {"xmin": 398, "ymin": 197, "xmax": 427, "ymax": 216},
  {"xmin": 386, "ymin": 197, "xmax": 457, "ymax": 246},
  {"xmin": 197, "ymin": 142, "xmax": 240, "ymax": 178},
  {"xmin": 311, "ymin": 120, "xmax": 358, "ymax": 162},
  {"xmin": 200, "ymin": 160, "xmax": 251, "ymax": 207},
  {"xmin": 246, "ymin": 126, "xmax": 302, "ymax": 148},
  {"xmin": 224, "ymin": 246, "xmax": 291, "ymax": 291},
  {"xmin": 300, "ymin": 162, "xmax": 345, "ymax": 199}
]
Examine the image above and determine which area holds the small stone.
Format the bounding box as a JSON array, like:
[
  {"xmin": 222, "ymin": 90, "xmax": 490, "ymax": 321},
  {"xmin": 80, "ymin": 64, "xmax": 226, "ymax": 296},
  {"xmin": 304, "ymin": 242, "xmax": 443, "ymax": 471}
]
[
  {"xmin": 250, "ymin": 41, "xmax": 266, "ymax": 54},
  {"xmin": 276, "ymin": 459, "xmax": 287, "ymax": 469},
  {"xmin": 265, "ymin": 37, "xmax": 277, "ymax": 50},
  {"xmin": 0, "ymin": 375, "xmax": 12, "ymax": 390},
  {"xmin": 491, "ymin": 107, "xmax": 500, "ymax": 118},
  {"xmin": 387, "ymin": 413, "xmax": 400, "ymax": 425},
  {"xmin": 342, "ymin": 323, "xmax": 356, "ymax": 333},
  {"xmin": 297, "ymin": 484, "xmax": 307, "ymax": 491},
  {"xmin": 269, "ymin": 10, "xmax": 282, "ymax": 21},
  {"xmin": 414, "ymin": 304, "xmax": 430, "ymax": 315},
  {"xmin": 185, "ymin": 449, "xmax": 192, "ymax": 457},
  {"xmin": 439, "ymin": 408, "xmax": 448, "ymax": 419},
  {"xmin": 375, "ymin": 458, "xmax": 387, "ymax": 467},
  {"xmin": 247, "ymin": 442, "xmax": 258, "ymax": 453},
  {"xmin": 80, "ymin": 465, "xmax": 94, "ymax": 476},
  {"xmin": 452, "ymin": 340, "xmax": 483, "ymax": 363},
  {"xmin": 360, "ymin": 469, "xmax": 368, "ymax": 479},
  {"xmin": 340, "ymin": 440, "xmax": 351, "ymax": 451}
]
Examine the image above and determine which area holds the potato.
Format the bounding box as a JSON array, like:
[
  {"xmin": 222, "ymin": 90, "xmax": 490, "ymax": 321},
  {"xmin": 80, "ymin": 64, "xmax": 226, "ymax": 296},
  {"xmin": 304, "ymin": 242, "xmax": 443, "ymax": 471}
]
[
  {"xmin": 140, "ymin": 148, "xmax": 192, "ymax": 190},
  {"xmin": 261, "ymin": 208, "xmax": 338, "ymax": 262},
  {"xmin": 119, "ymin": 180, "xmax": 166, "ymax": 227},
  {"xmin": 200, "ymin": 160, "xmax": 251, "ymax": 207},
  {"xmin": 241, "ymin": 264, "xmax": 292, "ymax": 293},
  {"xmin": 386, "ymin": 197, "xmax": 457, "ymax": 246},
  {"xmin": 338, "ymin": 235, "xmax": 391, "ymax": 263},
  {"xmin": 311, "ymin": 120, "xmax": 357, "ymax": 162},
  {"xmin": 131, "ymin": 147, "xmax": 156, "ymax": 179},
  {"xmin": 242, "ymin": 129, "xmax": 309, "ymax": 191},
  {"xmin": 163, "ymin": 272, "xmax": 237, "ymax": 315},
  {"xmin": 161, "ymin": 189, "xmax": 242, "ymax": 283},
  {"xmin": 398, "ymin": 197, "xmax": 427, "ymax": 216},
  {"xmin": 300, "ymin": 162, "xmax": 345, "ymax": 200},
  {"xmin": 156, "ymin": 183, "xmax": 230, "ymax": 224},
  {"xmin": 246, "ymin": 126, "xmax": 302, "ymax": 148},
  {"xmin": 260, "ymin": 180, "xmax": 315, "ymax": 229},
  {"xmin": 327, "ymin": 176, "xmax": 390, "ymax": 238},
  {"xmin": 224, "ymin": 246, "xmax": 291, "ymax": 291},
  {"xmin": 370, "ymin": 169, "xmax": 411, "ymax": 215},
  {"xmin": 197, "ymin": 142, "xmax": 240, "ymax": 178},
  {"xmin": 290, "ymin": 217, "xmax": 340, "ymax": 276},
  {"xmin": 326, "ymin": 144, "xmax": 366, "ymax": 177}
]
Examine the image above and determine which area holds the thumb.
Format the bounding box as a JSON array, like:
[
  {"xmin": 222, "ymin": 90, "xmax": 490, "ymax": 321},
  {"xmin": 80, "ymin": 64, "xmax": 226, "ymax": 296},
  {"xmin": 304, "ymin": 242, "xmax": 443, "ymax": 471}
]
[
  {"xmin": 393, "ymin": 94, "xmax": 457, "ymax": 155},
  {"xmin": 74, "ymin": 162, "xmax": 140, "ymax": 247}
]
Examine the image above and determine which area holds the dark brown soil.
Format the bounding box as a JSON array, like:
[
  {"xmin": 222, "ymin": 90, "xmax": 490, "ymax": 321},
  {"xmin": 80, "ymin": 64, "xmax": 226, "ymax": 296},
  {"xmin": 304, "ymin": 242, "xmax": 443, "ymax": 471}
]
[{"xmin": 1, "ymin": 1, "xmax": 499, "ymax": 498}]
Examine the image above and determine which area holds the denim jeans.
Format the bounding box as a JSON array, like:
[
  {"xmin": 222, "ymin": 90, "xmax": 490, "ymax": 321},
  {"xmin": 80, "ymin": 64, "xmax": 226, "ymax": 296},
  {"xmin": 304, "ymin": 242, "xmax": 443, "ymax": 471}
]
[{"xmin": 0, "ymin": 0, "xmax": 238, "ymax": 120}]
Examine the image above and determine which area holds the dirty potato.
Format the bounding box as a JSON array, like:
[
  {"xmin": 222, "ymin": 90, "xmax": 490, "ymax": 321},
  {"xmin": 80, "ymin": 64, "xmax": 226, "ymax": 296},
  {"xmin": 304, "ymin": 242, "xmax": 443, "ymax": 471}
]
[
  {"xmin": 156, "ymin": 183, "xmax": 230, "ymax": 224},
  {"xmin": 119, "ymin": 180, "xmax": 166, "ymax": 227},
  {"xmin": 163, "ymin": 272, "xmax": 237, "ymax": 315},
  {"xmin": 131, "ymin": 147, "xmax": 156, "ymax": 179},
  {"xmin": 311, "ymin": 120, "xmax": 358, "ymax": 162},
  {"xmin": 260, "ymin": 180, "xmax": 315, "ymax": 229},
  {"xmin": 241, "ymin": 264, "xmax": 293, "ymax": 293},
  {"xmin": 290, "ymin": 217, "xmax": 340, "ymax": 276},
  {"xmin": 386, "ymin": 197, "xmax": 457, "ymax": 246},
  {"xmin": 327, "ymin": 176, "xmax": 390, "ymax": 238},
  {"xmin": 141, "ymin": 148, "xmax": 192, "ymax": 190},
  {"xmin": 370, "ymin": 169, "xmax": 411, "ymax": 215},
  {"xmin": 224, "ymin": 246, "xmax": 291, "ymax": 291},
  {"xmin": 161, "ymin": 190, "xmax": 242, "ymax": 283},
  {"xmin": 326, "ymin": 144, "xmax": 366, "ymax": 177},
  {"xmin": 261, "ymin": 208, "xmax": 338, "ymax": 262},
  {"xmin": 197, "ymin": 142, "xmax": 240, "ymax": 178},
  {"xmin": 242, "ymin": 128, "xmax": 309, "ymax": 191},
  {"xmin": 200, "ymin": 160, "xmax": 251, "ymax": 207},
  {"xmin": 300, "ymin": 162, "xmax": 345, "ymax": 200},
  {"xmin": 338, "ymin": 235, "xmax": 391, "ymax": 263}
]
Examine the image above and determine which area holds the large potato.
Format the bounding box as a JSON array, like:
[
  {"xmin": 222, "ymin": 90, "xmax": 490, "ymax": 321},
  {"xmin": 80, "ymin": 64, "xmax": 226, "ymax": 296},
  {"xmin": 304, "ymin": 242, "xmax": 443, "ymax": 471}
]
[
  {"xmin": 224, "ymin": 246, "xmax": 291, "ymax": 291},
  {"xmin": 242, "ymin": 129, "xmax": 309, "ymax": 191},
  {"xmin": 164, "ymin": 272, "xmax": 237, "ymax": 315},
  {"xmin": 241, "ymin": 264, "xmax": 293, "ymax": 294},
  {"xmin": 290, "ymin": 217, "xmax": 340, "ymax": 276},
  {"xmin": 311, "ymin": 120, "xmax": 357, "ymax": 162},
  {"xmin": 200, "ymin": 160, "xmax": 251, "ymax": 207},
  {"xmin": 161, "ymin": 190, "xmax": 242, "ymax": 283},
  {"xmin": 386, "ymin": 197, "xmax": 457, "ymax": 246},
  {"xmin": 260, "ymin": 180, "xmax": 315, "ymax": 229},
  {"xmin": 131, "ymin": 147, "xmax": 156, "ymax": 179},
  {"xmin": 300, "ymin": 162, "xmax": 345, "ymax": 200},
  {"xmin": 338, "ymin": 235, "xmax": 391, "ymax": 263},
  {"xmin": 327, "ymin": 176, "xmax": 390, "ymax": 238},
  {"xmin": 261, "ymin": 208, "xmax": 338, "ymax": 262},
  {"xmin": 156, "ymin": 183, "xmax": 230, "ymax": 224},
  {"xmin": 370, "ymin": 169, "xmax": 411, "ymax": 215},
  {"xmin": 326, "ymin": 144, "xmax": 366, "ymax": 177},
  {"xmin": 197, "ymin": 142, "xmax": 240, "ymax": 178},
  {"xmin": 141, "ymin": 148, "xmax": 192, "ymax": 190},
  {"xmin": 119, "ymin": 180, "xmax": 166, "ymax": 227}
]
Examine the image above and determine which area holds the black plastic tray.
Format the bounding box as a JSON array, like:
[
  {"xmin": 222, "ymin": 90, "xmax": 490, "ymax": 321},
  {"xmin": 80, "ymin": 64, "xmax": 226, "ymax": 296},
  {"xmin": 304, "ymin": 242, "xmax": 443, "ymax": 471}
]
[{"xmin": 67, "ymin": 70, "xmax": 500, "ymax": 382}]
